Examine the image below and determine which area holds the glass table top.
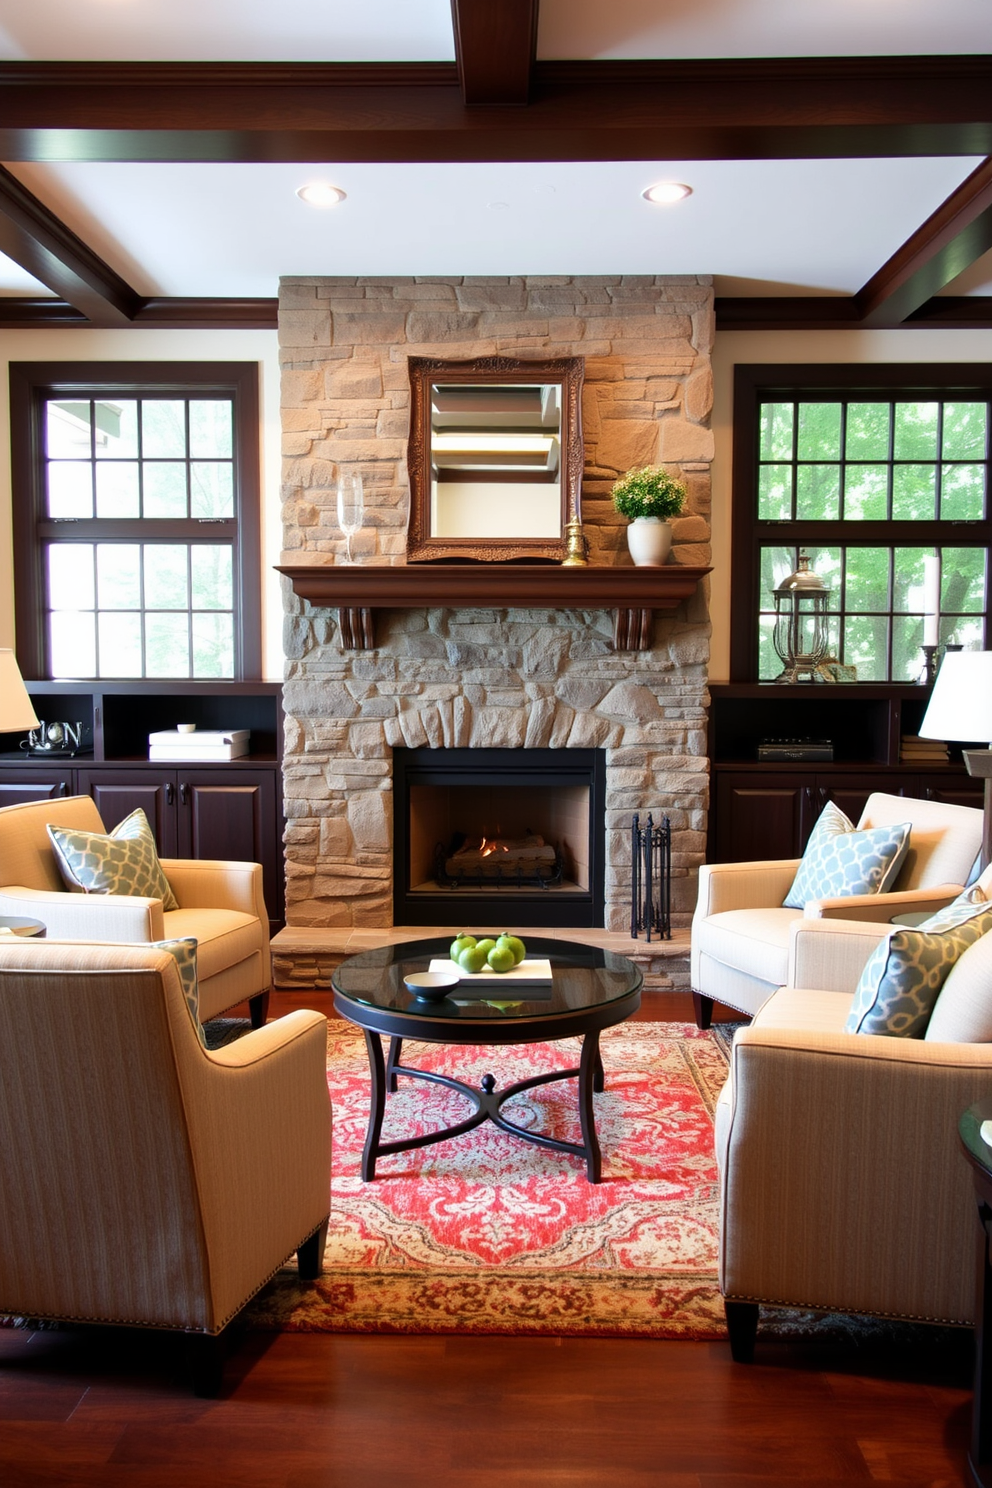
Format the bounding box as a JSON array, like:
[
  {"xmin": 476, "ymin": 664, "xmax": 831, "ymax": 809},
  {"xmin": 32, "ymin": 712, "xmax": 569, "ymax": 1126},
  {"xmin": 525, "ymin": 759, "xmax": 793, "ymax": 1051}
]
[{"xmin": 331, "ymin": 935, "xmax": 642, "ymax": 1022}]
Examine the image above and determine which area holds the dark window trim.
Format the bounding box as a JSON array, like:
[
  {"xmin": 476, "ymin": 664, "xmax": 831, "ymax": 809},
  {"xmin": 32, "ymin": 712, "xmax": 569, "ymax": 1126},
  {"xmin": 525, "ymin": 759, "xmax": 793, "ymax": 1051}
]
[
  {"xmin": 10, "ymin": 361, "xmax": 262, "ymax": 680},
  {"xmin": 731, "ymin": 363, "xmax": 992, "ymax": 681}
]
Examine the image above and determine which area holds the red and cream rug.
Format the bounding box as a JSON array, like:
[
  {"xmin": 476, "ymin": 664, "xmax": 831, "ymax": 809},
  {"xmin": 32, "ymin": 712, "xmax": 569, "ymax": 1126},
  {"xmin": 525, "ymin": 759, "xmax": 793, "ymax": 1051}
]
[{"xmin": 245, "ymin": 1020, "xmax": 730, "ymax": 1338}]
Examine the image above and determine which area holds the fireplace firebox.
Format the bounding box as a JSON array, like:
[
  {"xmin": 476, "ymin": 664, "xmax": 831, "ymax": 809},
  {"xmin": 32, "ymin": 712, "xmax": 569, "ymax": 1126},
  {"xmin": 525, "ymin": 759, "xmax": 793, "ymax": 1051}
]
[{"xmin": 392, "ymin": 747, "xmax": 606, "ymax": 927}]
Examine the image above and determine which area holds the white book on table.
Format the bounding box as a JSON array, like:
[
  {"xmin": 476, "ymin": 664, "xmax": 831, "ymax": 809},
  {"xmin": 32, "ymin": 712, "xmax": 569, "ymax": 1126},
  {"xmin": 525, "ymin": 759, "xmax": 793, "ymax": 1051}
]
[
  {"xmin": 148, "ymin": 729, "xmax": 249, "ymax": 746},
  {"xmin": 149, "ymin": 742, "xmax": 249, "ymax": 761}
]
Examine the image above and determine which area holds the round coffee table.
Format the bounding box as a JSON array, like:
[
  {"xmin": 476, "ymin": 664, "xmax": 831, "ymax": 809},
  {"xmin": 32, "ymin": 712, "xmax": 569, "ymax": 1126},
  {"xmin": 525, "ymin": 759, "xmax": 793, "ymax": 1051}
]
[{"xmin": 332, "ymin": 935, "xmax": 642, "ymax": 1183}]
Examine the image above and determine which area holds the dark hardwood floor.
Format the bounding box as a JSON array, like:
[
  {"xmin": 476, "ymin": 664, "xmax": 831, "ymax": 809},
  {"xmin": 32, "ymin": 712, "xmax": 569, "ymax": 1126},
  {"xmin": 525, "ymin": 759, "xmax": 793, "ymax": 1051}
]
[{"xmin": 0, "ymin": 988, "xmax": 976, "ymax": 1488}]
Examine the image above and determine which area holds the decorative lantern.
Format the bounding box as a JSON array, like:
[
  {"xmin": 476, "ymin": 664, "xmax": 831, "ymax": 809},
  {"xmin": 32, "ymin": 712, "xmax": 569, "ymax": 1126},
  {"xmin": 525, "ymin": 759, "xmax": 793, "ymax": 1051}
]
[{"xmin": 772, "ymin": 552, "xmax": 831, "ymax": 684}]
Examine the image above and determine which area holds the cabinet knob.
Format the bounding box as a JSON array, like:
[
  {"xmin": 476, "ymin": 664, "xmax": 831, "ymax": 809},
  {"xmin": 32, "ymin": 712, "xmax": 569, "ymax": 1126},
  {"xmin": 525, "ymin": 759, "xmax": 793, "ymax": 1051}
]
[
  {"xmin": 179, "ymin": 782, "xmax": 189, "ymax": 806},
  {"xmin": 165, "ymin": 782, "xmax": 174, "ymax": 806}
]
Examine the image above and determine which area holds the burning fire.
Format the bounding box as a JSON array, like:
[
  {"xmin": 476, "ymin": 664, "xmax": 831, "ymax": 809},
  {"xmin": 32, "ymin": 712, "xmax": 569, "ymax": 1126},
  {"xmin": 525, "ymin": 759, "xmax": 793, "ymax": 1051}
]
[{"xmin": 478, "ymin": 837, "xmax": 509, "ymax": 858}]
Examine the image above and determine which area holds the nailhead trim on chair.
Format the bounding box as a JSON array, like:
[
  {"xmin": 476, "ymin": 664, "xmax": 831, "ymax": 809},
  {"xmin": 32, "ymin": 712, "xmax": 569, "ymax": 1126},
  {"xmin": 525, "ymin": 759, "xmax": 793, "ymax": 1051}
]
[{"xmin": 0, "ymin": 1213, "xmax": 331, "ymax": 1337}]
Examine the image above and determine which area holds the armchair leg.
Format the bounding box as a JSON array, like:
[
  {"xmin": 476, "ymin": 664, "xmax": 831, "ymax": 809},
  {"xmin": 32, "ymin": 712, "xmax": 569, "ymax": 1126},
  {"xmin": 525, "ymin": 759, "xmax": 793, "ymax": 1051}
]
[
  {"xmin": 692, "ymin": 991, "xmax": 714, "ymax": 1031},
  {"xmin": 186, "ymin": 1330, "xmax": 228, "ymax": 1397},
  {"xmin": 297, "ymin": 1217, "xmax": 329, "ymax": 1280},
  {"xmin": 248, "ymin": 990, "xmax": 270, "ymax": 1029},
  {"xmin": 724, "ymin": 1300, "xmax": 759, "ymax": 1363}
]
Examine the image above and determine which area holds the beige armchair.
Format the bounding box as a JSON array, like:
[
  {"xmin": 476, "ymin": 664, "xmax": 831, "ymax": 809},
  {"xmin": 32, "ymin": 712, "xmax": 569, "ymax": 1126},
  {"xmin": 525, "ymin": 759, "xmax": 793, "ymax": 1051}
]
[
  {"xmin": 715, "ymin": 913, "xmax": 992, "ymax": 1362},
  {"xmin": 691, "ymin": 792, "xmax": 984, "ymax": 1028},
  {"xmin": 0, "ymin": 794, "xmax": 272, "ymax": 1026},
  {"xmin": 0, "ymin": 938, "xmax": 330, "ymax": 1393}
]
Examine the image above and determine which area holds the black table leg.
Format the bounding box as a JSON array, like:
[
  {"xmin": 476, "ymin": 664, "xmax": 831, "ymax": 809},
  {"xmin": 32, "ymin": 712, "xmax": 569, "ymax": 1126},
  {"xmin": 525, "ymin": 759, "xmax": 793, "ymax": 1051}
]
[
  {"xmin": 385, "ymin": 1035, "xmax": 403, "ymax": 1093},
  {"xmin": 578, "ymin": 1030, "xmax": 603, "ymax": 1182},
  {"xmin": 361, "ymin": 1029, "xmax": 387, "ymax": 1181}
]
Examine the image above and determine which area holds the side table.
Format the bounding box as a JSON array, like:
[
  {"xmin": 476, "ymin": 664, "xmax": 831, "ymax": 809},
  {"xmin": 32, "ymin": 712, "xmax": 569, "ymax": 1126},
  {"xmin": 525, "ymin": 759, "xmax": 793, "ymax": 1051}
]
[{"xmin": 959, "ymin": 1100, "xmax": 992, "ymax": 1487}]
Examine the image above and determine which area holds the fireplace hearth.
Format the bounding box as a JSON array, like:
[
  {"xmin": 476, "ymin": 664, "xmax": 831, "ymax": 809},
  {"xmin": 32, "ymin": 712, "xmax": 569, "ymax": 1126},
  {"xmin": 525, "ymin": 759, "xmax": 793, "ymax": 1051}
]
[{"xmin": 393, "ymin": 747, "xmax": 606, "ymax": 927}]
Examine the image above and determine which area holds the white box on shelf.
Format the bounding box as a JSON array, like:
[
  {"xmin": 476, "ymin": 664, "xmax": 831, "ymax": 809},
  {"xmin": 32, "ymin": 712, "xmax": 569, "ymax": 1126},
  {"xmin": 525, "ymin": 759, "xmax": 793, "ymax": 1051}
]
[{"xmin": 148, "ymin": 729, "xmax": 250, "ymax": 761}]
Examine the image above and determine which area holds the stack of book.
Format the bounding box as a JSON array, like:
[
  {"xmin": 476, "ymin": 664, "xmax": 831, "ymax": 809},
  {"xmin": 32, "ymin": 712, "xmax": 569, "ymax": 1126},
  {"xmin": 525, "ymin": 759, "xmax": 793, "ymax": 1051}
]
[
  {"xmin": 148, "ymin": 729, "xmax": 250, "ymax": 762},
  {"xmin": 899, "ymin": 733, "xmax": 949, "ymax": 764}
]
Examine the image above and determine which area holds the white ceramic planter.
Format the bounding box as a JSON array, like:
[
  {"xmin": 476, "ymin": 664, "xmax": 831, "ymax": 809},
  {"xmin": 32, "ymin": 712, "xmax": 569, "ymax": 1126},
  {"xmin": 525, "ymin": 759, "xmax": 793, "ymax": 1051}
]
[{"xmin": 625, "ymin": 517, "xmax": 672, "ymax": 567}]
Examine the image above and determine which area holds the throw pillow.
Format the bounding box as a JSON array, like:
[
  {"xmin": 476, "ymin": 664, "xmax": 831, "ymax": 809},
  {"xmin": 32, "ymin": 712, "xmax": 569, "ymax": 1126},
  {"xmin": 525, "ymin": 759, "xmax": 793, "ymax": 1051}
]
[
  {"xmin": 845, "ymin": 903, "xmax": 992, "ymax": 1037},
  {"xmin": 917, "ymin": 881, "xmax": 989, "ymax": 934},
  {"xmin": 925, "ymin": 931, "xmax": 992, "ymax": 1043},
  {"xmin": 783, "ymin": 800, "xmax": 911, "ymax": 910},
  {"xmin": 47, "ymin": 807, "xmax": 179, "ymax": 911},
  {"xmin": 154, "ymin": 937, "xmax": 206, "ymax": 1046}
]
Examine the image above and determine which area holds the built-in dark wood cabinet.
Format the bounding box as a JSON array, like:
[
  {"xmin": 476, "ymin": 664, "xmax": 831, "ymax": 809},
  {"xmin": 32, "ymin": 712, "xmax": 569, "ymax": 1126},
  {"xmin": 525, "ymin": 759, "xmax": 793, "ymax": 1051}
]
[
  {"xmin": 708, "ymin": 684, "xmax": 985, "ymax": 863},
  {"xmin": 0, "ymin": 681, "xmax": 284, "ymax": 930}
]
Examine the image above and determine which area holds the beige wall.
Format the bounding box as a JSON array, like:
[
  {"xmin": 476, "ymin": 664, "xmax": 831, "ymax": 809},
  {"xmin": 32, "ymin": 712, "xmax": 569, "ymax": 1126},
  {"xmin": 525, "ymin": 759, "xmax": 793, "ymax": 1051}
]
[
  {"xmin": 709, "ymin": 326, "xmax": 992, "ymax": 682},
  {"xmin": 0, "ymin": 327, "xmax": 283, "ymax": 677}
]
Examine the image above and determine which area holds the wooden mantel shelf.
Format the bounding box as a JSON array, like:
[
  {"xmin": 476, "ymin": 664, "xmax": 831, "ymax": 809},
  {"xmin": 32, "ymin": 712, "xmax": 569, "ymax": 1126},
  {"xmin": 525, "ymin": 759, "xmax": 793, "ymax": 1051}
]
[{"xmin": 276, "ymin": 562, "xmax": 711, "ymax": 651}]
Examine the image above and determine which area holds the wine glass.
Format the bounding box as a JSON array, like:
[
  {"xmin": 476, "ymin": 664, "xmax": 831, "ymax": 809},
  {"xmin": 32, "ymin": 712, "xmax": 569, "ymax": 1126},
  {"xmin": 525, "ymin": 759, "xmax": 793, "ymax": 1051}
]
[{"xmin": 336, "ymin": 471, "xmax": 364, "ymax": 564}]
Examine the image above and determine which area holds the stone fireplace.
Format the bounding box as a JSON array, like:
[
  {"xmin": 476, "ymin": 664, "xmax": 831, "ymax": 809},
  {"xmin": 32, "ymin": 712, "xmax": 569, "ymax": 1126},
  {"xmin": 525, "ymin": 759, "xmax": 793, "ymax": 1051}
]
[{"xmin": 278, "ymin": 275, "xmax": 712, "ymax": 934}]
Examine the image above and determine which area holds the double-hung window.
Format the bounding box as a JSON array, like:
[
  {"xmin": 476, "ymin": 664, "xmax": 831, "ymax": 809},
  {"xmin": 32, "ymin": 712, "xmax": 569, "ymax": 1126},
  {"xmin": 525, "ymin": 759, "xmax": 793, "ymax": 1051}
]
[
  {"xmin": 731, "ymin": 364, "xmax": 991, "ymax": 682},
  {"xmin": 11, "ymin": 362, "xmax": 261, "ymax": 680}
]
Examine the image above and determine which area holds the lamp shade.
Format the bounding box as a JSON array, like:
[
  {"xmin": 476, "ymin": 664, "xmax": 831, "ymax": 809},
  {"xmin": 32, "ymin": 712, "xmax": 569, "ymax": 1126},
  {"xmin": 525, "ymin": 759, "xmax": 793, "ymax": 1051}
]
[
  {"xmin": 0, "ymin": 649, "xmax": 39, "ymax": 732},
  {"xmin": 919, "ymin": 650, "xmax": 992, "ymax": 745}
]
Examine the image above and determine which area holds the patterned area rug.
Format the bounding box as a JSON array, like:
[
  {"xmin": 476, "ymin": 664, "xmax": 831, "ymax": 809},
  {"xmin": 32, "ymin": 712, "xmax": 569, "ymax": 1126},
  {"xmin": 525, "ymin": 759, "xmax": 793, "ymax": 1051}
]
[{"xmin": 244, "ymin": 1020, "xmax": 731, "ymax": 1337}]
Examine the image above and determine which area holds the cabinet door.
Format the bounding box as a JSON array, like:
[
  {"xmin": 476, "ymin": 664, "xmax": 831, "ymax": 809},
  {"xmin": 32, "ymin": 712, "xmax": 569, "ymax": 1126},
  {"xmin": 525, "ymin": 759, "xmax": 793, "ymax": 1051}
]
[
  {"xmin": 712, "ymin": 772, "xmax": 806, "ymax": 862},
  {"xmin": 0, "ymin": 767, "xmax": 74, "ymax": 809},
  {"xmin": 816, "ymin": 774, "xmax": 911, "ymax": 831},
  {"xmin": 177, "ymin": 771, "xmax": 282, "ymax": 924},
  {"xmin": 915, "ymin": 774, "xmax": 986, "ymax": 810},
  {"xmin": 74, "ymin": 769, "xmax": 180, "ymax": 854}
]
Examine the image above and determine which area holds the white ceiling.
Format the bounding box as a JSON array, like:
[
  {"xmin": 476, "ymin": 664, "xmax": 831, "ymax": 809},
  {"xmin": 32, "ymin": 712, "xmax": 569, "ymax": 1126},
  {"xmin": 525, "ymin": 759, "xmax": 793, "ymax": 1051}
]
[{"xmin": 1, "ymin": 0, "xmax": 991, "ymax": 302}]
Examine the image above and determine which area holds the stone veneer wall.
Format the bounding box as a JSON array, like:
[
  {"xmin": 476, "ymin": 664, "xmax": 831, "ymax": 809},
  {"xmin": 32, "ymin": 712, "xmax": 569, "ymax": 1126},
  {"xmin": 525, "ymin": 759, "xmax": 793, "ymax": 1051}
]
[{"xmin": 278, "ymin": 275, "xmax": 713, "ymax": 931}]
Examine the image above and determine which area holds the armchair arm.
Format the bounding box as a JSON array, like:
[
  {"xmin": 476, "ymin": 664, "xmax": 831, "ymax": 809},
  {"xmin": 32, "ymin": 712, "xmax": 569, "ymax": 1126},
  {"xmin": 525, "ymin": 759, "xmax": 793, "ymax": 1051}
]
[
  {"xmin": 720, "ymin": 1026, "xmax": 992, "ymax": 1322},
  {"xmin": 160, "ymin": 859, "xmax": 267, "ymax": 922},
  {"xmin": 694, "ymin": 859, "xmax": 801, "ymax": 918},
  {"xmin": 0, "ymin": 886, "xmax": 164, "ymax": 940},
  {"xmin": 805, "ymin": 883, "xmax": 963, "ymax": 923},
  {"xmin": 788, "ymin": 916, "xmax": 891, "ymax": 991},
  {"xmin": 178, "ymin": 1008, "xmax": 331, "ymax": 1330}
]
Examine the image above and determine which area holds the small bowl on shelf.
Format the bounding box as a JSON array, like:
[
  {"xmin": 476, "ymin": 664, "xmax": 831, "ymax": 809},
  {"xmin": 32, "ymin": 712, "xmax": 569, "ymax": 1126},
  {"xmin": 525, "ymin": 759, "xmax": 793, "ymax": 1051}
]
[{"xmin": 403, "ymin": 970, "xmax": 459, "ymax": 1003}]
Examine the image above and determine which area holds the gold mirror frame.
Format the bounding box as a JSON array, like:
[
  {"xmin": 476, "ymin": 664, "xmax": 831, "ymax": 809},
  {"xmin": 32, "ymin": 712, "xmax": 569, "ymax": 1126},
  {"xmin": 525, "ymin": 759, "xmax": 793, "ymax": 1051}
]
[{"xmin": 406, "ymin": 355, "xmax": 584, "ymax": 563}]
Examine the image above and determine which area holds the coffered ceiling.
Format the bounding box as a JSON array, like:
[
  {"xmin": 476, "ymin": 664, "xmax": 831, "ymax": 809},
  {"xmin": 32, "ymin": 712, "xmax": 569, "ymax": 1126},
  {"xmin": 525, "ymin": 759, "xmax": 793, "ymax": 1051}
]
[{"xmin": 0, "ymin": 0, "xmax": 990, "ymax": 331}]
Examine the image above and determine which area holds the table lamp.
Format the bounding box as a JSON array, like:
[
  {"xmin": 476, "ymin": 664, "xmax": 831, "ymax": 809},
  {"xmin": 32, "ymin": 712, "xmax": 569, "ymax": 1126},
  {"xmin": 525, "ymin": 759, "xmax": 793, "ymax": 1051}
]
[
  {"xmin": 0, "ymin": 649, "xmax": 39, "ymax": 744},
  {"xmin": 919, "ymin": 649, "xmax": 992, "ymax": 870}
]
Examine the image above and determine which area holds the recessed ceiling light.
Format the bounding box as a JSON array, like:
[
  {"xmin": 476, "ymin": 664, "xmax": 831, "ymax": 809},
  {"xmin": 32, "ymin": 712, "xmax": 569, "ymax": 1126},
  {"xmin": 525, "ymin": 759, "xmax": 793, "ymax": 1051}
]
[
  {"xmin": 642, "ymin": 182, "xmax": 692, "ymax": 205},
  {"xmin": 296, "ymin": 183, "xmax": 346, "ymax": 209}
]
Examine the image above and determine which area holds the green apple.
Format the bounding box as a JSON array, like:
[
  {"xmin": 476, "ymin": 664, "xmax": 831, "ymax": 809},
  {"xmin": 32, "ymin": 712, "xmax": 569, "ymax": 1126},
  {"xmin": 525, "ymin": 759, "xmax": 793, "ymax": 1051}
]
[
  {"xmin": 450, "ymin": 933, "xmax": 476, "ymax": 962},
  {"xmin": 458, "ymin": 943, "xmax": 488, "ymax": 974},
  {"xmin": 475, "ymin": 937, "xmax": 497, "ymax": 959},
  {"xmin": 497, "ymin": 932, "xmax": 527, "ymax": 965},
  {"xmin": 487, "ymin": 944, "xmax": 516, "ymax": 973}
]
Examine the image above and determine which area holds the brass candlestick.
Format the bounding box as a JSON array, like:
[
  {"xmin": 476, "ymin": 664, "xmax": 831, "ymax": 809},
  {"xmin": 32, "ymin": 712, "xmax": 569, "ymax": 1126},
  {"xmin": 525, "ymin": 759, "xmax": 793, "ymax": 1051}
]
[{"xmin": 562, "ymin": 517, "xmax": 588, "ymax": 566}]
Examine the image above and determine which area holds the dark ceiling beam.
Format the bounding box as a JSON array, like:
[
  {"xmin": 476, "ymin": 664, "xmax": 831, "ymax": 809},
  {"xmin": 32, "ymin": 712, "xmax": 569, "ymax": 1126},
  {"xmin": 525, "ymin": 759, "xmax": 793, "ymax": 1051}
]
[
  {"xmin": 714, "ymin": 294, "xmax": 992, "ymax": 331},
  {"xmin": 855, "ymin": 156, "xmax": 992, "ymax": 326},
  {"xmin": 450, "ymin": 0, "xmax": 538, "ymax": 106},
  {"xmin": 133, "ymin": 298, "xmax": 278, "ymax": 329},
  {"xmin": 0, "ymin": 163, "xmax": 140, "ymax": 326},
  {"xmin": 0, "ymin": 297, "xmax": 279, "ymax": 330},
  {"xmin": 0, "ymin": 57, "xmax": 989, "ymax": 163}
]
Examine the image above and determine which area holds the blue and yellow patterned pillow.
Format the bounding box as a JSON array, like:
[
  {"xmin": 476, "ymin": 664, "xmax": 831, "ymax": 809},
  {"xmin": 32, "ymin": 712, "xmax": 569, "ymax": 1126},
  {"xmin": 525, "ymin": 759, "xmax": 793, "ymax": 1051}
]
[
  {"xmin": 47, "ymin": 807, "xmax": 179, "ymax": 911},
  {"xmin": 845, "ymin": 902, "xmax": 992, "ymax": 1037},
  {"xmin": 916, "ymin": 882, "xmax": 989, "ymax": 934},
  {"xmin": 154, "ymin": 937, "xmax": 206, "ymax": 1047},
  {"xmin": 783, "ymin": 801, "xmax": 910, "ymax": 910}
]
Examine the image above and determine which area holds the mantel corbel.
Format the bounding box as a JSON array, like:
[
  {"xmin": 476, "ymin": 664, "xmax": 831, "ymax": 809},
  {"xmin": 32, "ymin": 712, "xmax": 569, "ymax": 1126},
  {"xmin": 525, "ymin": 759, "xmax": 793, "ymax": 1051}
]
[{"xmin": 276, "ymin": 563, "xmax": 711, "ymax": 652}]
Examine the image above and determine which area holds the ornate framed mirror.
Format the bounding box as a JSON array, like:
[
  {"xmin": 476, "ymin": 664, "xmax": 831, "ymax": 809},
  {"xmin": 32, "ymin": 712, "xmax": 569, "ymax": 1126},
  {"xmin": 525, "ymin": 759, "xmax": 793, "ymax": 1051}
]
[{"xmin": 406, "ymin": 355, "xmax": 584, "ymax": 563}]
